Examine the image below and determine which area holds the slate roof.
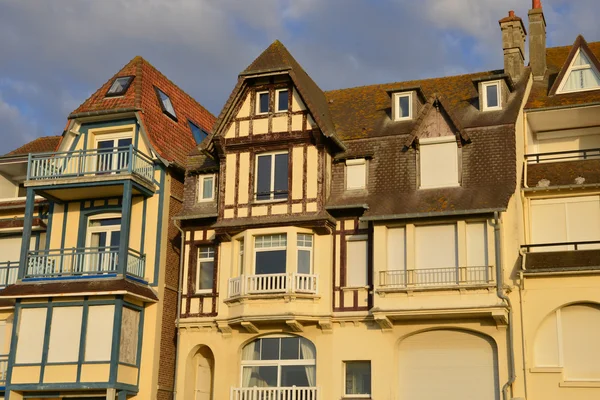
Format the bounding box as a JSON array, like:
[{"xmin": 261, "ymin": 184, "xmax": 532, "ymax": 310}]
[
  {"xmin": 5, "ymin": 136, "xmax": 61, "ymax": 156},
  {"xmin": 69, "ymin": 56, "xmax": 216, "ymax": 168},
  {"xmin": 525, "ymin": 36, "xmax": 600, "ymax": 110}
]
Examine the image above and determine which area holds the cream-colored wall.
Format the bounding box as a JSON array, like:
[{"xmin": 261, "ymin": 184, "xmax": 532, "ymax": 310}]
[{"xmin": 0, "ymin": 175, "xmax": 17, "ymax": 200}]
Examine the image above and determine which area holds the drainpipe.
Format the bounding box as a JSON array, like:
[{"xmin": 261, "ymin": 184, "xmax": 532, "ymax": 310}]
[
  {"xmin": 492, "ymin": 211, "xmax": 516, "ymax": 400},
  {"xmin": 173, "ymin": 218, "xmax": 186, "ymax": 400}
]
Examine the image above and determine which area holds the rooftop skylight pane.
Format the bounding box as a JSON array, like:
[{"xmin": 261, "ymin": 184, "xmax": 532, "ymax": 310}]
[
  {"xmin": 189, "ymin": 121, "xmax": 208, "ymax": 143},
  {"xmin": 155, "ymin": 87, "xmax": 177, "ymax": 119},
  {"xmin": 106, "ymin": 76, "xmax": 132, "ymax": 96}
]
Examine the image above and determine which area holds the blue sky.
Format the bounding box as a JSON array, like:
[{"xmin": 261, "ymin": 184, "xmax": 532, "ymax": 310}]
[{"xmin": 1, "ymin": 0, "xmax": 599, "ymax": 154}]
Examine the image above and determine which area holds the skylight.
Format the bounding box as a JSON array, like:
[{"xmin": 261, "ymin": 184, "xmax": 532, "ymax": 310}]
[
  {"xmin": 154, "ymin": 87, "xmax": 177, "ymax": 120},
  {"xmin": 189, "ymin": 120, "xmax": 208, "ymax": 143},
  {"xmin": 105, "ymin": 76, "xmax": 133, "ymax": 97},
  {"xmin": 558, "ymin": 49, "xmax": 600, "ymax": 93}
]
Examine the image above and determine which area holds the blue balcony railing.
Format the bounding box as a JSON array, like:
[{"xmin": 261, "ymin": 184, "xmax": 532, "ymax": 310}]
[
  {"xmin": 26, "ymin": 247, "xmax": 146, "ymax": 280},
  {"xmin": 0, "ymin": 262, "xmax": 18, "ymax": 289},
  {"xmin": 27, "ymin": 145, "xmax": 154, "ymax": 182}
]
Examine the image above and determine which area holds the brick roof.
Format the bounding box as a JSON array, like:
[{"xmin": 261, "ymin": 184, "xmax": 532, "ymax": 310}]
[
  {"xmin": 5, "ymin": 136, "xmax": 61, "ymax": 156},
  {"xmin": 525, "ymin": 36, "xmax": 600, "ymax": 110},
  {"xmin": 70, "ymin": 56, "xmax": 216, "ymax": 168}
]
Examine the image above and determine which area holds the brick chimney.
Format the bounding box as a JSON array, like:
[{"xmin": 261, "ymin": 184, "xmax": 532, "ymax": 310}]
[
  {"xmin": 499, "ymin": 10, "xmax": 526, "ymax": 80},
  {"xmin": 529, "ymin": 0, "xmax": 547, "ymax": 80}
]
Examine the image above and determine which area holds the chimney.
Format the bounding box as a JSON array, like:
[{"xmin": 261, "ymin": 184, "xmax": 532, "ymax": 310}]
[
  {"xmin": 529, "ymin": 0, "xmax": 547, "ymax": 80},
  {"xmin": 499, "ymin": 10, "xmax": 526, "ymax": 80}
]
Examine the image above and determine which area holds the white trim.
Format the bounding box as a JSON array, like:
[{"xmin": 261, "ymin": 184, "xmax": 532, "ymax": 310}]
[
  {"xmin": 253, "ymin": 233, "xmax": 287, "ymax": 275},
  {"xmin": 275, "ymin": 89, "xmax": 289, "ymax": 113},
  {"xmin": 197, "ymin": 174, "xmax": 216, "ymax": 202},
  {"xmin": 85, "ymin": 213, "xmax": 122, "ymax": 249},
  {"xmin": 343, "ymin": 360, "xmax": 371, "ymax": 398},
  {"xmin": 482, "ymin": 80, "xmax": 502, "ymax": 111},
  {"xmin": 254, "ymin": 151, "xmax": 288, "ymax": 202},
  {"xmin": 557, "ymin": 48, "xmax": 600, "ymax": 94},
  {"xmin": 256, "ymin": 91, "xmax": 270, "ymax": 115},
  {"xmin": 297, "ymin": 233, "xmax": 313, "ymax": 274},
  {"xmin": 393, "ymin": 92, "xmax": 413, "ymax": 121}
]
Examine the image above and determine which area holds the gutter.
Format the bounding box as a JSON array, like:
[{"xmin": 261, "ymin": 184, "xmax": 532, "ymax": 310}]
[
  {"xmin": 173, "ymin": 213, "xmax": 218, "ymax": 221},
  {"xmin": 492, "ymin": 211, "xmax": 516, "ymax": 400},
  {"xmin": 360, "ymin": 207, "xmax": 504, "ymax": 222},
  {"xmin": 172, "ymin": 219, "xmax": 186, "ymax": 400}
]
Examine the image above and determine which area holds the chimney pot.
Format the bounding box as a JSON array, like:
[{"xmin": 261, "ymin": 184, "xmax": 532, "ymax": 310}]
[
  {"xmin": 509, "ymin": 10, "xmax": 515, "ymax": 17},
  {"xmin": 533, "ymin": 0, "xmax": 542, "ymax": 9}
]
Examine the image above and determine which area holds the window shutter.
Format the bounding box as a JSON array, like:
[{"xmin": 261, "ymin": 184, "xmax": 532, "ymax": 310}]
[
  {"xmin": 346, "ymin": 239, "xmax": 368, "ymax": 286},
  {"xmin": 419, "ymin": 138, "xmax": 459, "ymax": 188}
]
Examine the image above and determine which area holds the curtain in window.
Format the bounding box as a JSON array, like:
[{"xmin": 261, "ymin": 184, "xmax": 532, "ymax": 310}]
[{"xmin": 300, "ymin": 339, "xmax": 316, "ymax": 387}]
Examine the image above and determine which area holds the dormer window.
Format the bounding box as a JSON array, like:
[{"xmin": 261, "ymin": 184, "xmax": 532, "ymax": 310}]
[
  {"xmin": 106, "ymin": 76, "xmax": 133, "ymax": 97},
  {"xmin": 419, "ymin": 136, "xmax": 460, "ymax": 189},
  {"xmin": 257, "ymin": 91, "xmax": 269, "ymax": 115},
  {"xmin": 154, "ymin": 87, "xmax": 177, "ymax": 120},
  {"xmin": 198, "ymin": 174, "xmax": 215, "ymax": 202},
  {"xmin": 558, "ymin": 49, "xmax": 600, "ymax": 93},
  {"xmin": 393, "ymin": 92, "xmax": 412, "ymax": 121},
  {"xmin": 482, "ymin": 81, "xmax": 502, "ymax": 111},
  {"xmin": 346, "ymin": 158, "xmax": 366, "ymax": 190}
]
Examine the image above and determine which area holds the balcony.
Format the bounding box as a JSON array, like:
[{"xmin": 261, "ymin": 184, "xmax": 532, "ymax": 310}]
[
  {"xmin": 0, "ymin": 262, "xmax": 18, "ymax": 289},
  {"xmin": 525, "ymin": 148, "xmax": 600, "ymax": 189},
  {"xmin": 522, "ymin": 241, "xmax": 600, "ymax": 274},
  {"xmin": 379, "ymin": 266, "xmax": 494, "ymax": 290},
  {"xmin": 25, "ymin": 247, "xmax": 146, "ymax": 281},
  {"xmin": 230, "ymin": 386, "xmax": 319, "ymax": 400},
  {"xmin": 228, "ymin": 273, "xmax": 318, "ymax": 298}
]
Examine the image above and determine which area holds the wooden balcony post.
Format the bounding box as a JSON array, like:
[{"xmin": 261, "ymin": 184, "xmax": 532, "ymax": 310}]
[
  {"xmin": 18, "ymin": 187, "xmax": 36, "ymax": 279},
  {"xmin": 118, "ymin": 181, "xmax": 133, "ymax": 275}
]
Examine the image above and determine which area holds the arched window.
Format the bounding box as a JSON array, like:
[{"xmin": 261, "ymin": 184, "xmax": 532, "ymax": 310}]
[{"xmin": 241, "ymin": 336, "xmax": 316, "ymax": 388}]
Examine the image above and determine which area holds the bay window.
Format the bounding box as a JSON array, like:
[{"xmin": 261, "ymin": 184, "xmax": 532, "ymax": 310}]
[{"xmin": 255, "ymin": 234, "xmax": 287, "ymax": 275}]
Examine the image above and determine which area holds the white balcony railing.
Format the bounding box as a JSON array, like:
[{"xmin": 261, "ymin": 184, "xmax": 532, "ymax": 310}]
[
  {"xmin": 231, "ymin": 386, "xmax": 319, "ymax": 400},
  {"xmin": 228, "ymin": 273, "xmax": 318, "ymax": 298},
  {"xmin": 379, "ymin": 266, "xmax": 494, "ymax": 288}
]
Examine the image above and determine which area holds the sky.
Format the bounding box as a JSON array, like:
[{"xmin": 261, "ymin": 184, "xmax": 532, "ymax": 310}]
[{"xmin": 1, "ymin": 0, "xmax": 599, "ymax": 155}]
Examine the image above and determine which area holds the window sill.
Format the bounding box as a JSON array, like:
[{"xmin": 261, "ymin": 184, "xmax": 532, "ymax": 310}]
[
  {"xmin": 560, "ymin": 380, "xmax": 600, "ymax": 388},
  {"xmin": 529, "ymin": 367, "xmax": 562, "ymax": 373},
  {"xmin": 252, "ymin": 198, "xmax": 288, "ymax": 205},
  {"xmin": 419, "ymin": 183, "xmax": 461, "ymax": 190},
  {"xmin": 197, "ymin": 199, "xmax": 215, "ymax": 203},
  {"xmin": 194, "ymin": 290, "xmax": 214, "ymax": 295},
  {"xmin": 482, "ymin": 107, "xmax": 503, "ymax": 112}
]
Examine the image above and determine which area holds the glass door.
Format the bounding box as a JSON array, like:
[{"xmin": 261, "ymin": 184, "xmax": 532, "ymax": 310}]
[
  {"xmin": 95, "ymin": 137, "xmax": 133, "ymax": 175},
  {"xmin": 85, "ymin": 215, "xmax": 122, "ymax": 273}
]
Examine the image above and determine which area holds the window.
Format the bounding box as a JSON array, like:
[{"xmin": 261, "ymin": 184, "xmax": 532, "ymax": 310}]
[
  {"xmin": 346, "ymin": 158, "xmax": 366, "ymax": 190},
  {"xmin": 238, "ymin": 238, "xmax": 245, "ymax": 276},
  {"xmin": 393, "ymin": 92, "xmax": 412, "ymax": 121},
  {"xmin": 189, "ymin": 120, "xmax": 208, "ymax": 144},
  {"xmin": 482, "ymin": 81, "xmax": 502, "ymax": 111},
  {"xmin": 254, "ymin": 234, "xmax": 287, "ymax": 275},
  {"xmin": 558, "ymin": 49, "xmax": 600, "ymax": 93},
  {"xmin": 154, "ymin": 87, "xmax": 177, "ymax": 120},
  {"xmin": 255, "ymin": 152, "xmax": 289, "ymax": 201},
  {"xmin": 95, "ymin": 136, "xmax": 133, "ymax": 174},
  {"xmin": 419, "ymin": 136, "xmax": 459, "ymax": 189},
  {"xmin": 106, "ymin": 76, "xmax": 133, "ymax": 97},
  {"xmin": 415, "ymin": 224, "xmax": 457, "ymax": 281},
  {"xmin": 297, "ymin": 234, "xmax": 313, "ymax": 274},
  {"xmin": 346, "ymin": 235, "xmax": 368, "ymax": 287},
  {"xmin": 276, "ymin": 89, "xmax": 289, "ymax": 112},
  {"xmin": 241, "ymin": 336, "xmax": 316, "ymax": 388},
  {"xmin": 85, "ymin": 214, "xmax": 122, "ymax": 273},
  {"xmin": 345, "ymin": 361, "xmax": 371, "ymax": 397},
  {"xmin": 196, "ymin": 246, "xmax": 215, "ymax": 293},
  {"xmin": 198, "ymin": 174, "xmax": 215, "ymax": 202},
  {"xmin": 257, "ymin": 91, "xmax": 269, "ymax": 114}
]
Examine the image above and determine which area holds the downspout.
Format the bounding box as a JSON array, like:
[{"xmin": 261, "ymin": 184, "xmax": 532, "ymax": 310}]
[
  {"xmin": 173, "ymin": 219, "xmax": 186, "ymax": 400},
  {"xmin": 492, "ymin": 211, "xmax": 516, "ymax": 400}
]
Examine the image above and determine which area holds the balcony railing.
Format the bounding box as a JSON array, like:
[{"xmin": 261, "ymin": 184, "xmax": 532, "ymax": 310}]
[
  {"xmin": 27, "ymin": 145, "xmax": 154, "ymax": 182},
  {"xmin": 231, "ymin": 386, "xmax": 319, "ymax": 400},
  {"xmin": 0, "ymin": 354, "xmax": 7, "ymax": 386},
  {"xmin": 521, "ymin": 240, "xmax": 600, "ymax": 252},
  {"xmin": 26, "ymin": 247, "xmax": 146, "ymax": 280},
  {"xmin": 0, "ymin": 261, "xmax": 18, "ymax": 289},
  {"xmin": 228, "ymin": 273, "xmax": 318, "ymax": 298},
  {"xmin": 379, "ymin": 266, "xmax": 494, "ymax": 288},
  {"xmin": 525, "ymin": 148, "xmax": 600, "ymax": 164}
]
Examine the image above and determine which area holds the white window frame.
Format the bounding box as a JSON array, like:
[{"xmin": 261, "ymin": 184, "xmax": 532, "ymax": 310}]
[
  {"xmin": 93, "ymin": 132, "xmax": 134, "ymax": 174},
  {"xmin": 345, "ymin": 158, "xmax": 367, "ymax": 190},
  {"xmin": 558, "ymin": 48, "xmax": 600, "ymax": 94},
  {"xmin": 254, "ymin": 151, "xmax": 289, "ymax": 202},
  {"xmin": 482, "ymin": 80, "xmax": 502, "ymax": 111},
  {"xmin": 196, "ymin": 246, "xmax": 215, "ymax": 294},
  {"xmin": 85, "ymin": 213, "xmax": 122, "ymax": 249},
  {"xmin": 297, "ymin": 233, "xmax": 313, "ymax": 274},
  {"xmin": 253, "ymin": 234, "xmax": 287, "ymax": 275},
  {"xmin": 419, "ymin": 136, "xmax": 460, "ymax": 189},
  {"xmin": 256, "ymin": 91, "xmax": 270, "ymax": 115},
  {"xmin": 197, "ymin": 174, "xmax": 215, "ymax": 202},
  {"xmin": 393, "ymin": 92, "xmax": 413, "ymax": 121},
  {"xmin": 344, "ymin": 360, "xmax": 371, "ymax": 398},
  {"xmin": 275, "ymin": 89, "xmax": 289, "ymax": 113}
]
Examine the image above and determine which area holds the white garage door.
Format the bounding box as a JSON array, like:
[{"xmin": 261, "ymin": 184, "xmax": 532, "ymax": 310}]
[{"xmin": 399, "ymin": 330, "xmax": 499, "ymax": 400}]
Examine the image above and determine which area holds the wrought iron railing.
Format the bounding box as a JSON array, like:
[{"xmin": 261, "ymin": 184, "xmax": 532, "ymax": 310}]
[
  {"xmin": 379, "ymin": 266, "xmax": 494, "ymax": 288},
  {"xmin": 26, "ymin": 247, "xmax": 146, "ymax": 279},
  {"xmin": 521, "ymin": 240, "xmax": 600, "ymax": 252},
  {"xmin": 231, "ymin": 386, "xmax": 319, "ymax": 400},
  {"xmin": 525, "ymin": 148, "xmax": 600, "ymax": 164},
  {"xmin": 228, "ymin": 273, "xmax": 318, "ymax": 298},
  {"xmin": 0, "ymin": 261, "xmax": 18, "ymax": 288},
  {"xmin": 27, "ymin": 145, "xmax": 154, "ymax": 182}
]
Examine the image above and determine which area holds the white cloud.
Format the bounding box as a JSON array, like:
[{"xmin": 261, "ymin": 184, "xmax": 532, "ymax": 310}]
[{"xmin": 0, "ymin": 93, "xmax": 41, "ymax": 154}]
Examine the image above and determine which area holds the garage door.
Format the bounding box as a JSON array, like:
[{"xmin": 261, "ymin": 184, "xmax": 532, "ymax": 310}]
[{"xmin": 399, "ymin": 330, "xmax": 499, "ymax": 400}]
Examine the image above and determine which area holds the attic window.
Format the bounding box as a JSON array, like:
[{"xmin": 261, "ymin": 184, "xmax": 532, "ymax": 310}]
[
  {"xmin": 419, "ymin": 136, "xmax": 460, "ymax": 189},
  {"xmin": 558, "ymin": 49, "xmax": 600, "ymax": 93},
  {"xmin": 482, "ymin": 81, "xmax": 502, "ymax": 111},
  {"xmin": 106, "ymin": 76, "xmax": 133, "ymax": 97},
  {"xmin": 276, "ymin": 89, "xmax": 289, "ymax": 112},
  {"xmin": 257, "ymin": 91, "xmax": 269, "ymax": 115},
  {"xmin": 154, "ymin": 87, "xmax": 177, "ymax": 120},
  {"xmin": 188, "ymin": 120, "xmax": 208, "ymax": 144},
  {"xmin": 393, "ymin": 92, "xmax": 412, "ymax": 121}
]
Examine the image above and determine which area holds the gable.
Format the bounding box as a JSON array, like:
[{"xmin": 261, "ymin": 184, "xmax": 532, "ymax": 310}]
[
  {"xmin": 416, "ymin": 103, "xmax": 458, "ymax": 140},
  {"xmin": 557, "ymin": 48, "xmax": 600, "ymax": 94}
]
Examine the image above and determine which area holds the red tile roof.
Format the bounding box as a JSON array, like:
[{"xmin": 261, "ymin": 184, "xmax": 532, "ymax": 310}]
[
  {"xmin": 5, "ymin": 136, "xmax": 61, "ymax": 156},
  {"xmin": 70, "ymin": 56, "xmax": 216, "ymax": 168}
]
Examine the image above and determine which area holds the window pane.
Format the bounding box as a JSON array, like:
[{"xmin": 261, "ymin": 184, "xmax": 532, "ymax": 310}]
[
  {"xmin": 108, "ymin": 77, "xmax": 131, "ymax": 94},
  {"xmin": 259, "ymin": 92, "xmax": 269, "ymax": 113},
  {"xmin": 399, "ymin": 95, "xmax": 410, "ymax": 118},
  {"xmin": 278, "ymin": 90, "xmax": 289, "ymax": 111},
  {"xmin": 281, "ymin": 365, "xmax": 311, "ymax": 387},
  {"xmin": 189, "ymin": 121, "xmax": 208, "ymax": 144},
  {"xmin": 297, "ymin": 234, "xmax": 313, "ymax": 247},
  {"xmin": 199, "ymin": 261, "xmax": 214, "ymax": 290},
  {"xmin": 281, "ymin": 337, "xmax": 300, "ymax": 360},
  {"xmin": 297, "ymin": 249, "xmax": 311, "ymax": 274},
  {"xmin": 255, "ymin": 250, "xmax": 286, "ymax": 274},
  {"xmin": 346, "ymin": 239, "xmax": 368, "ymax": 286},
  {"xmin": 415, "ymin": 224, "xmax": 457, "ymax": 269},
  {"xmin": 158, "ymin": 90, "xmax": 176, "ymax": 117},
  {"xmin": 346, "ymin": 361, "xmax": 371, "ymax": 395},
  {"xmin": 242, "ymin": 340, "xmax": 260, "ymax": 360},
  {"xmin": 256, "ymin": 155, "xmax": 272, "ymax": 200},
  {"xmin": 274, "ymin": 153, "xmax": 289, "ymax": 199},
  {"xmin": 202, "ymin": 176, "xmax": 213, "ymax": 199},
  {"xmin": 260, "ymin": 338, "xmax": 280, "ymax": 360},
  {"xmin": 243, "ymin": 366, "xmax": 278, "ymax": 387},
  {"xmin": 486, "ymin": 84, "xmax": 499, "ymax": 108}
]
